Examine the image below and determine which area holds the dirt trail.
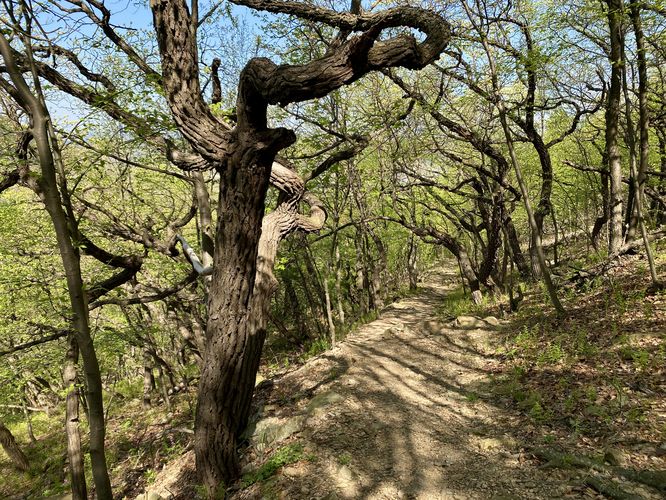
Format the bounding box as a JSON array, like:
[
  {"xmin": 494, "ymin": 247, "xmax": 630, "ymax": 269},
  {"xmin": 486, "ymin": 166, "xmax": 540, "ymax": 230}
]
[{"xmin": 241, "ymin": 268, "xmax": 575, "ymax": 499}]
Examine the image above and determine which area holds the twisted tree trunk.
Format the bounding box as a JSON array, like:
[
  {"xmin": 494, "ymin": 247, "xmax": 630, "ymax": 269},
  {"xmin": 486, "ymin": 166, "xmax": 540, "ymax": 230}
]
[{"xmin": 151, "ymin": 1, "xmax": 450, "ymax": 494}]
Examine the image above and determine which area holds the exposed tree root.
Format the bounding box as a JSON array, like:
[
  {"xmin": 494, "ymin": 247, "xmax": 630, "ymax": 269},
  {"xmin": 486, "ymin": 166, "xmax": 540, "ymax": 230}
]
[
  {"xmin": 531, "ymin": 448, "xmax": 666, "ymax": 494},
  {"xmin": 584, "ymin": 475, "xmax": 642, "ymax": 500}
]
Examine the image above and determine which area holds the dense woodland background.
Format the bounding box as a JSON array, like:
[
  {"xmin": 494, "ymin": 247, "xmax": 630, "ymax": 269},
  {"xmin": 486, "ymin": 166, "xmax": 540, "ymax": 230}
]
[{"xmin": 0, "ymin": 0, "xmax": 664, "ymax": 498}]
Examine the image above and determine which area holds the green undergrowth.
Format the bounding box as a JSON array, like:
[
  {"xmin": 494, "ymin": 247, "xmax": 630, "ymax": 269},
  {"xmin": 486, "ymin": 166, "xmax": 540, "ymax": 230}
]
[
  {"xmin": 0, "ymin": 410, "xmax": 68, "ymax": 498},
  {"xmin": 1, "ymin": 387, "xmax": 197, "ymax": 499},
  {"xmin": 241, "ymin": 443, "xmax": 305, "ymax": 488},
  {"xmin": 263, "ymin": 276, "xmax": 426, "ymax": 377},
  {"xmin": 436, "ymin": 286, "xmax": 497, "ymax": 319},
  {"xmin": 262, "ymin": 309, "xmax": 380, "ymax": 376},
  {"xmin": 454, "ymin": 247, "xmax": 666, "ymax": 451}
]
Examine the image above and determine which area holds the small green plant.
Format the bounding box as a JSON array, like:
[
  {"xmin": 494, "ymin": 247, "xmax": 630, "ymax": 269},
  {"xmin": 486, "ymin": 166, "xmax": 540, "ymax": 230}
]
[
  {"xmin": 437, "ymin": 287, "xmax": 488, "ymax": 318},
  {"xmin": 516, "ymin": 389, "xmax": 540, "ymax": 409},
  {"xmin": 642, "ymin": 300, "xmax": 655, "ymax": 318},
  {"xmin": 144, "ymin": 468, "xmax": 157, "ymax": 484},
  {"xmin": 465, "ymin": 391, "xmax": 480, "ymax": 403},
  {"xmin": 564, "ymin": 390, "xmax": 582, "ymax": 413},
  {"xmin": 241, "ymin": 443, "xmax": 304, "ymax": 488},
  {"xmin": 537, "ymin": 343, "xmax": 564, "ymax": 365},
  {"xmin": 515, "ymin": 325, "xmax": 538, "ymax": 351},
  {"xmin": 194, "ymin": 483, "xmax": 226, "ymax": 500},
  {"xmin": 542, "ymin": 434, "xmax": 556, "ymax": 444},
  {"xmin": 612, "ymin": 287, "xmax": 627, "ymax": 315},
  {"xmin": 657, "ymin": 342, "xmax": 666, "ymax": 363},
  {"xmin": 625, "ymin": 406, "xmax": 646, "ymax": 424},
  {"xmin": 632, "ymin": 349, "xmax": 650, "ymax": 370},
  {"xmin": 299, "ymin": 338, "xmax": 330, "ymax": 363},
  {"xmin": 617, "ymin": 346, "xmax": 650, "ymax": 370},
  {"xmin": 337, "ymin": 452, "xmax": 352, "ymax": 465},
  {"xmin": 529, "ymin": 401, "xmax": 553, "ymax": 423},
  {"xmin": 572, "ymin": 330, "xmax": 597, "ymax": 359}
]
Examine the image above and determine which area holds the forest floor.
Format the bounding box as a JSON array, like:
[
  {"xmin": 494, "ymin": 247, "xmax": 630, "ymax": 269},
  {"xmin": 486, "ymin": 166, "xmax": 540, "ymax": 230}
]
[
  {"xmin": 2, "ymin": 252, "xmax": 664, "ymax": 499},
  {"xmin": 233, "ymin": 266, "xmax": 578, "ymax": 499},
  {"xmin": 143, "ymin": 252, "xmax": 666, "ymax": 499}
]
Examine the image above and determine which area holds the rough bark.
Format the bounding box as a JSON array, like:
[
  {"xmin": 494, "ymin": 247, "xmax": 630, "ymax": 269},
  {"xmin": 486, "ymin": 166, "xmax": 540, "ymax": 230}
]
[
  {"xmin": 150, "ymin": 1, "xmax": 450, "ymax": 494},
  {"xmin": 0, "ymin": 421, "xmax": 30, "ymax": 471},
  {"xmin": 605, "ymin": 0, "xmax": 625, "ymax": 254}
]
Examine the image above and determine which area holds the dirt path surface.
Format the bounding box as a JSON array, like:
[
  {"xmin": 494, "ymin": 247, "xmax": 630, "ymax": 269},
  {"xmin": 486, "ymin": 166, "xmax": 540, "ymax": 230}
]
[{"xmin": 238, "ymin": 268, "xmax": 577, "ymax": 499}]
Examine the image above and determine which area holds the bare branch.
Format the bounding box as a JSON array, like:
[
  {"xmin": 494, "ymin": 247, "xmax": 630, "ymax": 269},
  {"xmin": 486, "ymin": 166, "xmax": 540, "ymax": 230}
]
[
  {"xmin": 89, "ymin": 270, "xmax": 198, "ymax": 309},
  {"xmin": 177, "ymin": 235, "xmax": 213, "ymax": 276}
]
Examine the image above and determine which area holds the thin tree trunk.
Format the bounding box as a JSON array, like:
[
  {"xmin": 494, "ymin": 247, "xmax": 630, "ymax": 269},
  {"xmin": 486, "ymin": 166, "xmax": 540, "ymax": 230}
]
[
  {"xmin": 193, "ymin": 171, "xmax": 214, "ymax": 292},
  {"xmin": 334, "ymin": 240, "xmax": 345, "ymax": 326},
  {"xmin": 463, "ymin": 4, "xmax": 564, "ymax": 314},
  {"xmin": 354, "ymin": 228, "xmax": 370, "ymax": 316},
  {"xmin": 606, "ymin": 0, "xmax": 625, "ymax": 254},
  {"xmin": 296, "ymin": 255, "xmax": 326, "ymax": 337},
  {"xmin": 551, "ymin": 206, "xmax": 559, "ymax": 266},
  {"xmin": 0, "ymin": 34, "xmax": 112, "ymax": 498},
  {"xmin": 592, "ymin": 155, "xmax": 611, "ymax": 250},
  {"xmin": 498, "ymin": 116, "xmax": 564, "ymax": 314},
  {"xmin": 407, "ymin": 233, "xmax": 418, "ymax": 291},
  {"xmin": 368, "ymin": 228, "xmax": 387, "ymax": 308},
  {"xmin": 158, "ymin": 365, "xmax": 172, "ymax": 411},
  {"xmin": 324, "ymin": 277, "xmax": 336, "ymax": 348},
  {"xmin": 284, "ymin": 272, "xmax": 310, "ymax": 342},
  {"xmin": 142, "ymin": 349, "xmax": 154, "ymax": 409},
  {"xmin": 529, "ymin": 134, "xmax": 554, "ymax": 278},
  {"xmin": 442, "ymin": 235, "xmax": 482, "ymax": 304},
  {"xmin": 505, "ymin": 217, "xmax": 532, "ymax": 280},
  {"xmin": 656, "ymin": 133, "xmax": 666, "ymax": 225},
  {"xmin": 22, "ymin": 390, "xmax": 36, "ymax": 444},
  {"xmin": 621, "ymin": 12, "xmax": 660, "ymax": 285},
  {"xmin": 64, "ymin": 336, "xmax": 87, "ymax": 500}
]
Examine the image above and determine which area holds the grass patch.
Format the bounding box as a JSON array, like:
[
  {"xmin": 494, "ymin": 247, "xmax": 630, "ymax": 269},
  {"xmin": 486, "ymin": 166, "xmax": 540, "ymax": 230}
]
[
  {"xmin": 241, "ymin": 443, "xmax": 304, "ymax": 488},
  {"xmin": 0, "ymin": 410, "xmax": 69, "ymax": 498},
  {"xmin": 297, "ymin": 337, "xmax": 331, "ymax": 364},
  {"xmin": 436, "ymin": 286, "xmax": 493, "ymax": 319}
]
